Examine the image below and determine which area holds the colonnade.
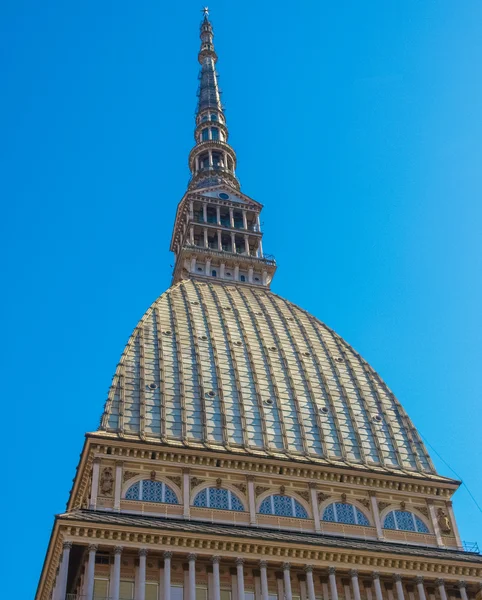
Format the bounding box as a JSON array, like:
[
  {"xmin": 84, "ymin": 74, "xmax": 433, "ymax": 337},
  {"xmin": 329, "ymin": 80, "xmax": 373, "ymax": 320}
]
[{"xmin": 53, "ymin": 543, "xmax": 474, "ymax": 600}]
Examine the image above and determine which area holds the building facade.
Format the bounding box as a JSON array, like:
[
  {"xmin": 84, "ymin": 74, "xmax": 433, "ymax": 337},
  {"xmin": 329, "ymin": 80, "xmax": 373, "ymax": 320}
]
[{"xmin": 36, "ymin": 11, "xmax": 482, "ymax": 600}]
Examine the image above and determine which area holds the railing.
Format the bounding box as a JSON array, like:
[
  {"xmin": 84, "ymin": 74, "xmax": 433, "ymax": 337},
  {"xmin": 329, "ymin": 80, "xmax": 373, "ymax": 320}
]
[
  {"xmin": 461, "ymin": 540, "xmax": 480, "ymax": 553},
  {"xmin": 183, "ymin": 244, "xmax": 276, "ymax": 266}
]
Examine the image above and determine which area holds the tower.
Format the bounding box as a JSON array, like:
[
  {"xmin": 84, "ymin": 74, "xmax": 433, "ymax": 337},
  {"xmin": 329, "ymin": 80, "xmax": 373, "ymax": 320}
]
[{"xmin": 36, "ymin": 10, "xmax": 482, "ymax": 600}]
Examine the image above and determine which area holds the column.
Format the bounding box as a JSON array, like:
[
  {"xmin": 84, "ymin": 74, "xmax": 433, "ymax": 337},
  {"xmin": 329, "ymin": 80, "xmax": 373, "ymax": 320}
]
[
  {"xmin": 415, "ymin": 577, "xmax": 426, "ymax": 600},
  {"xmin": 350, "ymin": 571, "xmax": 362, "ymax": 600},
  {"xmin": 111, "ymin": 546, "xmax": 123, "ymax": 600},
  {"xmin": 247, "ymin": 476, "xmax": 257, "ymax": 525},
  {"xmin": 283, "ymin": 564, "xmax": 293, "ymax": 600},
  {"xmin": 216, "ymin": 206, "xmax": 221, "ymax": 225},
  {"xmin": 231, "ymin": 232, "xmax": 236, "ymax": 253},
  {"xmin": 203, "ymin": 203, "xmax": 207, "ymax": 223},
  {"xmin": 183, "ymin": 469, "xmax": 190, "ymax": 518},
  {"xmin": 229, "ymin": 208, "xmax": 235, "ymax": 228},
  {"xmin": 189, "ymin": 201, "xmax": 194, "ymax": 220},
  {"xmin": 164, "ymin": 552, "xmax": 173, "ymax": 600},
  {"xmin": 114, "ymin": 462, "xmax": 123, "ymax": 511},
  {"xmin": 242, "ymin": 211, "xmax": 248, "ymax": 230},
  {"xmin": 188, "ymin": 554, "xmax": 197, "ymax": 600},
  {"xmin": 217, "ymin": 230, "xmax": 222, "ymax": 250},
  {"xmin": 372, "ymin": 573, "xmax": 383, "ymax": 600},
  {"xmin": 262, "ymin": 270, "xmax": 268, "ymax": 285},
  {"xmin": 329, "ymin": 567, "xmax": 339, "ymax": 600},
  {"xmin": 212, "ymin": 556, "xmax": 221, "ymax": 600},
  {"xmin": 447, "ymin": 502, "xmax": 462, "ymax": 548},
  {"xmin": 236, "ymin": 558, "xmax": 245, "ymax": 600},
  {"xmin": 436, "ymin": 580, "xmax": 447, "ymax": 600},
  {"xmin": 89, "ymin": 458, "xmax": 101, "ymax": 509},
  {"xmin": 220, "ymin": 263, "xmax": 225, "ymax": 278},
  {"xmin": 427, "ymin": 501, "xmax": 444, "ymax": 547},
  {"xmin": 209, "ymin": 150, "xmax": 213, "ymax": 167},
  {"xmin": 204, "ymin": 228, "xmax": 209, "ymax": 248},
  {"xmin": 138, "ymin": 549, "xmax": 148, "ymax": 600},
  {"xmin": 258, "ymin": 239, "xmax": 264, "ymax": 258},
  {"xmin": 205, "ymin": 259, "xmax": 211, "ymax": 277},
  {"xmin": 256, "ymin": 215, "xmax": 261, "ymax": 232},
  {"xmin": 234, "ymin": 264, "xmax": 239, "ymax": 281},
  {"xmin": 309, "ymin": 483, "xmax": 321, "ymax": 533},
  {"xmin": 85, "ymin": 544, "xmax": 98, "ymax": 600},
  {"xmin": 248, "ymin": 267, "xmax": 253, "ymax": 283},
  {"xmin": 393, "ymin": 575, "xmax": 405, "ymax": 600},
  {"xmin": 259, "ymin": 561, "xmax": 269, "ymax": 600},
  {"xmin": 190, "ymin": 257, "xmax": 197, "ymax": 273},
  {"xmin": 55, "ymin": 541, "xmax": 72, "ymax": 600},
  {"xmin": 304, "ymin": 566, "xmax": 316, "ymax": 600},
  {"xmin": 369, "ymin": 492, "xmax": 384, "ymax": 540},
  {"xmin": 457, "ymin": 582, "xmax": 468, "ymax": 600},
  {"xmin": 195, "ymin": 156, "xmax": 199, "ymax": 172},
  {"xmin": 190, "ymin": 227, "xmax": 194, "ymax": 245},
  {"xmin": 244, "ymin": 235, "xmax": 250, "ymax": 255}
]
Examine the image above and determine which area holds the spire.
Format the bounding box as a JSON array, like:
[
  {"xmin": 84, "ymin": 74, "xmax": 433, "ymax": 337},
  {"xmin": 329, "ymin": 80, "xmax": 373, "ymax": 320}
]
[{"xmin": 188, "ymin": 9, "xmax": 239, "ymax": 191}]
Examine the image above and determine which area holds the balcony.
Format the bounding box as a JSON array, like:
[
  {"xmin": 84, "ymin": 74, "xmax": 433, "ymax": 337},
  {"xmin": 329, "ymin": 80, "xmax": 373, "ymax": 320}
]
[
  {"xmin": 191, "ymin": 215, "xmax": 260, "ymax": 232},
  {"xmin": 183, "ymin": 244, "xmax": 276, "ymax": 266}
]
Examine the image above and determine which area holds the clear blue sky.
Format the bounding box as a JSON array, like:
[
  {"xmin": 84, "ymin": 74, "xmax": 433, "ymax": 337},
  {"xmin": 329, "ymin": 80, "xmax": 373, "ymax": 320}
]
[{"xmin": 2, "ymin": 1, "xmax": 482, "ymax": 597}]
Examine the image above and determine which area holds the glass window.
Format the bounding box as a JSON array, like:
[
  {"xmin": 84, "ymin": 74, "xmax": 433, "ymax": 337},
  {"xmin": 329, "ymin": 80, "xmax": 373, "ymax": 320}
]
[
  {"xmin": 202, "ymin": 115, "xmax": 209, "ymax": 122},
  {"xmin": 171, "ymin": 586, "xmax": 184, "ymax": 600},
  {"xmin": 146, "ymin": 583, "xmax": 159, "ymax": 600},
  {"xmin": 322, "ymin": 502, "xmax": 370, "ymax": 526},
  {"xmin": 258, "ymin": 494, "xmax": 308, "ymax": 518},
  {"xmin": 202, "ymin": 129, "xmax": 209, "ymax": 141},
  {"xmin": 120, "ymin": 581, "xmax": 134, "ymax": 600},
  {"xmin": 193, "ymin": 487, "xmax": 245, "ymax": 511},
  {"xmin": 240, "ymin": 275, "xmax": 246, "ymax": 282},
  {"xmin": 383, "ymin": 510, "xmax": 429, "ymax": 533},
  {"xmin": 211, "ymin": 127, "xmax": 219, "ymax": 140},
  {"xmin": 124, "ymin": 479, "xmax": 179, "ymax": 504},
  {"xmin": 212, "ymin": 270, "xmax": 217, "ymax": 277},
  {"xmin": 221, "ymin": 591, "xmax": 231, "ymax": 600},
  {"xmin": 94, "ymin": 579, "xmax": 109, "ymax": 600},
  {"xmin": 211, "ymin": 113, "xmax": 218, "ymax": 121},
  {"xmin": 196, "ymin": 587, "xmax": 208, "ymax": 600}
]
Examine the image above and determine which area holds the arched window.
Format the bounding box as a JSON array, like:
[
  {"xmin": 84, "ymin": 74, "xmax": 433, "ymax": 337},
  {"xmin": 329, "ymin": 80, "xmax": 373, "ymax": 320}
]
[
  {"xmin": 240, "ymin": 275, "xmax": 246, "ymax": 282},
  {"xmin": 201, "ymin": 115, "xmax": 209, "ymax": 122},
  {"xmin": 210, "ymin": 113, "xmax": 218, "ymax": 121},
  {"xmin": 125, "ymin": 480, "xmax": 179, "ymax": 504},
  {"xmin": 322, "ymin": 502, "xmax": 370, "ymax": 526},
  {"xmin": 383, "ymin": 510, "xmax": 429, "ymax": 533},
  {"xmin": 193, "ymin": 487, "xmax": 244, "ymax": 511},
  {"xmin": 201, "ymin": 128, "xmax": 209, "ymax": 141},
  {"xmin": 259, "ymin": 495, "xmax": 308, "ymax": 518},
  {"xmin": 211, "ymin": 270, "xmax": 217, "ymax": 277},
  {"xmin": 211, "ymin": 127, "xmax": 219, "ymax": 141}
]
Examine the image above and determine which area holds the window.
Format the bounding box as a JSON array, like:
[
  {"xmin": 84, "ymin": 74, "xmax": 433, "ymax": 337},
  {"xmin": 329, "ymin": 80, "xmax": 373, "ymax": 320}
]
[
  {"xmin": 202, "ymin": 128, "xmax": 209, "ymax": 141},
  {"xmin": 172, "ymin": 586, "xmax": 184, "ymax": 600},
  {"xmin": 202, "ymin": 115, "xmax": 209, "ymax": 122},
  {"xmin": 197, "ymin": 587, "xmax": 208, "ymax": 600},
  {"xmin": 259, "ymin": 494, "xmax": 308, "ymax": 518},
  {"xmin": 120, "ymin": 581, "xmax": 134, "ymax": 600},
  {"xmin": 94, "ymin": 579, "xmax": 109, "ymax": 600},
  {"xmin": 383, "ymin": 510, "xmax": 429, "ymax": 533},
  {"xmin": 322, "ymin": 502, "xmax": 370, "ymax": 526},
  {"xmin": 193, "ymin": 487, "xmax": 245, "ymax": 511},
  {"xmin": 240, "ymin": 275, "xmax": 246, "ymax": 282},
  {"xmin": 146, "ymin": 583, "xmax": 159, "ymax": 600},
  {"xmin": 211, "ymin": 113, "xmax": 218, "ymax": 121},
  {"xmin": 124, "ymin": 480, "xmax": 179, "ymax": 504},
  {"xmin": 211, "ymin": 127, "xmax": 219, "ymax": 140},
  {"xmin": 212, "ymin": 270, "xmax": 217, "ymax": 277}
]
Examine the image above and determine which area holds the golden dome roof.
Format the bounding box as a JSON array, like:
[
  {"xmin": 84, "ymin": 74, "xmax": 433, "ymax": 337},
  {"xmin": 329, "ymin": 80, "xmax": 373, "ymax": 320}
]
[{"xmin": 99, "ymin": 279, "xmax": 436, "ymax": 477}]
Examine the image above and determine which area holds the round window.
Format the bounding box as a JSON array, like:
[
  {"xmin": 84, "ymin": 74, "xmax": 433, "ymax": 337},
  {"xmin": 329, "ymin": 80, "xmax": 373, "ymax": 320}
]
[{"xmin": 219, "ymin": 192, "xmax": 230, "ymax": 200}]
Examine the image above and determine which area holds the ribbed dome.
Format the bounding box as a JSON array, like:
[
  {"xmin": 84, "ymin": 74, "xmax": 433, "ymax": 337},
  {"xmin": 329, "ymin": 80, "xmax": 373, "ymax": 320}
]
[{"xmin": 99, "ymin": 279, "xmax": 436, "ymax": 477}]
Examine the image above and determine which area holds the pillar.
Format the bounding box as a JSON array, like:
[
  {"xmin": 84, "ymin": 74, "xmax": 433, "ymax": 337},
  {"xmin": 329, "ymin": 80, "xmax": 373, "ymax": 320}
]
[
  {"xmin": 220, "ymin": 263, "xmax": 225, "ymax": 278},
  {"xmin": 258, "ymin": 239, "xmax": 264, "ymax": 258},
  {"xmin": 393, "ymin": 575, "xmax": 405, "ymax": 600},
  {"xmin": 89, "ymin": 458, "xmax": 101, "ymax": 509},
  {"xmin": 190, "ymin": 227, "xmax": 194, "ymax": 245},
  {"xmin": 283, "ymin": 564, "xmax": 293, "ymax": 600},
  {"xmin": 217, "ymin": 230, "xmax": 222, "ymax": 250},
  {"xmin": 190, "ymin": 257, "xmax": 197, "ymax": 273},
  {"xmin": 189, "ymin": 201, "xmax": 194, "ymax": 220},
  {"xmin": 329, "ymin": 567, "xmax": 338, "ymax": 600},
  {"xmin": 205, "ymin": 259, "xmax": 211, "ymax": 277},
  {"xmin": 114, "ymin": 461, "xmax": 123, "ymax": 511},
  {"xmin": 204, "ymin": 228, "xmax": 208, "ymax": 248},
  {"xmin": 183, "ymin": 469, "xmax": 190, "ymax": 518},
  {"xmin": 309, "ymin": 483, "xmax": 321, "ymax": 533},
  {"xmin": 111, "ymin": 546, "xmax": 123, "ymax": 600},
  {"xmin": 256, "ymin": 214, "xmax": 261, "ymax": 232},
  {"xmin": 216, "ymin": 205, "xmax": 221, "ymax": 225},
  {"xmin": 369, "ymin": 491, "xmax": 384, "ymax": 540},
  {"xmin": 447, "ymin": 502, "xmax": 462, "ymax": 548},
  {"xmin": 229, "ymin": 208, "xmax": 234, "ymax": 228},
  {"xmin": 436, "ymin": 580, "xmax": 447, "ymax": 600},
  {"xmin": 415, "ymin": 577, "xmax": 426, "ymax": 600},
  {"xmin": 188, "ymin": 554, "xmax": 197, "ymax": 600},
  {"xmin": 212, "ymin": 557, "xmax": 221, "ymax": 600},
  {"xmin": 138, "ymin": 549, "xmax": 148, "ymax": 600},
  {"xmin": 55, "ymin": 541, "xmax": 72, "ymax": 600},
  {"xmin": 457, "ymin": 582, "xmax": 468, "ymax": 600},
  {"xmin": 85, "ymin": 544, "xmax": 98, "ymax": 600},
  {"xmin": 372, "ymin": 573, "xmax": 383, "ymax": 600},
  {"xmin": 305, "ymin": 566, "xmax": 316, "ymax": 600},
  {"xmin": 247, "ymin": 476, "xmax": 257, "ymax": 525},
  {"xmin": 209, "ymin": 150, "xmax": 213, "ymax": 167},
  {"xmin": 259, "ymin": 561, "xmax": 269, "ymax": 600},
  {"xmin": 350, "ymin": 571, "xmax": 361, "ymax": 600},
  {"xmin": 203, "ymin": 203, "xmax": 207, "ymax": 223},
  {"xmin": 231, "ymin": 232, "xmax": 236, "ymax": 253},
  {"xmin": 164, "ymin": 552, "xmax": 172, "ymax": 600},
  {"xmin": 427, "ymin": 501, "xmax": 444, "ymax": 547},
  {"xmin": 248, "ymin": 267, "xmax": 253, "ymax": 283},
  {"xmin": 262, "ymin": 270, "xmax": 268, "ymax": 285},
  {"xmin": 195, "ymin": 156, "xmax": 199, "ymax": 172},
  {"xmin": 244, "ymin": 235, "xmax": 250, "ymax": 255},
  {"xmin": 234, "ymin": 264, "xmax": 239, "ymax": 281},
  {"xmin": 242, "ymin": 211, "xmax": 248, "ymax": 230},
  {"xmin": 236, "ymin": 558, "xmax": 245, "ymax": 600}
]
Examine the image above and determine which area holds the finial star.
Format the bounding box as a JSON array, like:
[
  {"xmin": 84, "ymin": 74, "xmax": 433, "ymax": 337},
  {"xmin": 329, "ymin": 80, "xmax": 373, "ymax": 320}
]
[{"xmin": 202, "ymin": 6, "xmax": 209, "ymax": 18}]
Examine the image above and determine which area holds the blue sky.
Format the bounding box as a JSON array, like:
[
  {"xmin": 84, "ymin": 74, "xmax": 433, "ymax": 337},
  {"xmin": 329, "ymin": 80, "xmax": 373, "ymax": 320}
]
[{"xmin": 2, "ymin": 1, "xmax": 482, "ymax": 597}]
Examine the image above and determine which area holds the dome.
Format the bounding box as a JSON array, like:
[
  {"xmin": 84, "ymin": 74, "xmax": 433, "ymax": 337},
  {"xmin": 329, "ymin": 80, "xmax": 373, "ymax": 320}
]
[{"xmin": 99, "ymin": 279, "xmax": 437, "ymax": 478}]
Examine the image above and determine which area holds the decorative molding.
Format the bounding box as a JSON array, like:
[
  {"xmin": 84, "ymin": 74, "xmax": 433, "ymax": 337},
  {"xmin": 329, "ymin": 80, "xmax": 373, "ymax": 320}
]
[
  {"xmin": 378, "ymin": 502, "xmax": 390, "ymax": 511},
  {"xmin": 358, "ymin": 498, "xmax": 370, "ymax": 509},
  {"xmin": 123, "ymin": 470, "xmax": 138, "ymax": 483},
  {"xmin": 298, "ymin": 490, "xmax": 310, "ymax": 502},
  {"xmin": 255, "ymin": 485, "xmax": 269, "ymax": 497},
  {"xmin": 167, "ymin": 476, "xmax": 182, "ymax": 488},
  {"xmin": 233, "ymin": 482, "xmax": 247, "ymax": 494},
  {"xmin": 100, "ymin": 467, "xmax": 114, "ymax": 496},
  {"xmin": 191, "ymin": 477, "xmax": 205, "ymax": 490},
  {"xmin": 317, "ymin": 492, "xmax": 330, "ymax": 503}
]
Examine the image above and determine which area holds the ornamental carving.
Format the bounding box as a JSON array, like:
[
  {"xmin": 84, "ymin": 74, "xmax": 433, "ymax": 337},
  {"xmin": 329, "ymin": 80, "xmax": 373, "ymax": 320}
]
[
  {"xmin": 255, "ymin": 486, "xmax": 269, "ymax": 497},
  {"xmin": 378, "ymin": 501, "xmax": 390, "ymax": 511},
  {"xmin": 318, "ymin": 492, "xmax": 330, "ymax": 503},
  {"xmin": 233, "ymin": 483, "xmax": 247, "ymax": 494},
  {"xmin": 358, "ymin": 498, "xmax": 370, "ymax": 509},
  {"xmin": 167, "ymin": 476, "xmax": 182, "ymax": 488},
  {"xmin": 298, "ymin": 490, "xmax": 310, "ymax": 502},
  {"xmin": 150, "ymin": 470, "xmax": 156, "ymax": 481},
  {"xmin": 417, "ymin": 506, "xmax": 429, "ymax": 518},
  {"xmin": 216, "ymin": 478, "xmax": 223, "ymax": 488},
  {"xmin": 437, "ymin": 508, "xmax": 452, "ymax": 534},
  {"xmin": 99, "ymin": 467, "xmax": 114, "ymax": 496},
  {"xmin": 191, "ymin": 477, "xmax": 205, "ymax": 490},
  {"xmin": 123, "ymin": 470, "xmax": 138, "ymax": 483}
]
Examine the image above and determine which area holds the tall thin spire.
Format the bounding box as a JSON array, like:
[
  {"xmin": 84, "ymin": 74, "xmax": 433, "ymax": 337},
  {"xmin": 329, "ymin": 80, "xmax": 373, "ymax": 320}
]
[{"xmin": 188, "ymin": 10, "xmax": 239, "ymax": 191}]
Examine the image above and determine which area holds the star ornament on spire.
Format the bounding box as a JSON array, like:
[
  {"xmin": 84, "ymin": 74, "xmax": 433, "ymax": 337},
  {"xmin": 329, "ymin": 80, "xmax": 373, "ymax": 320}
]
[{"xmin": 202, "ymin": 6, "xmax": 209, "ymax": 18}]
